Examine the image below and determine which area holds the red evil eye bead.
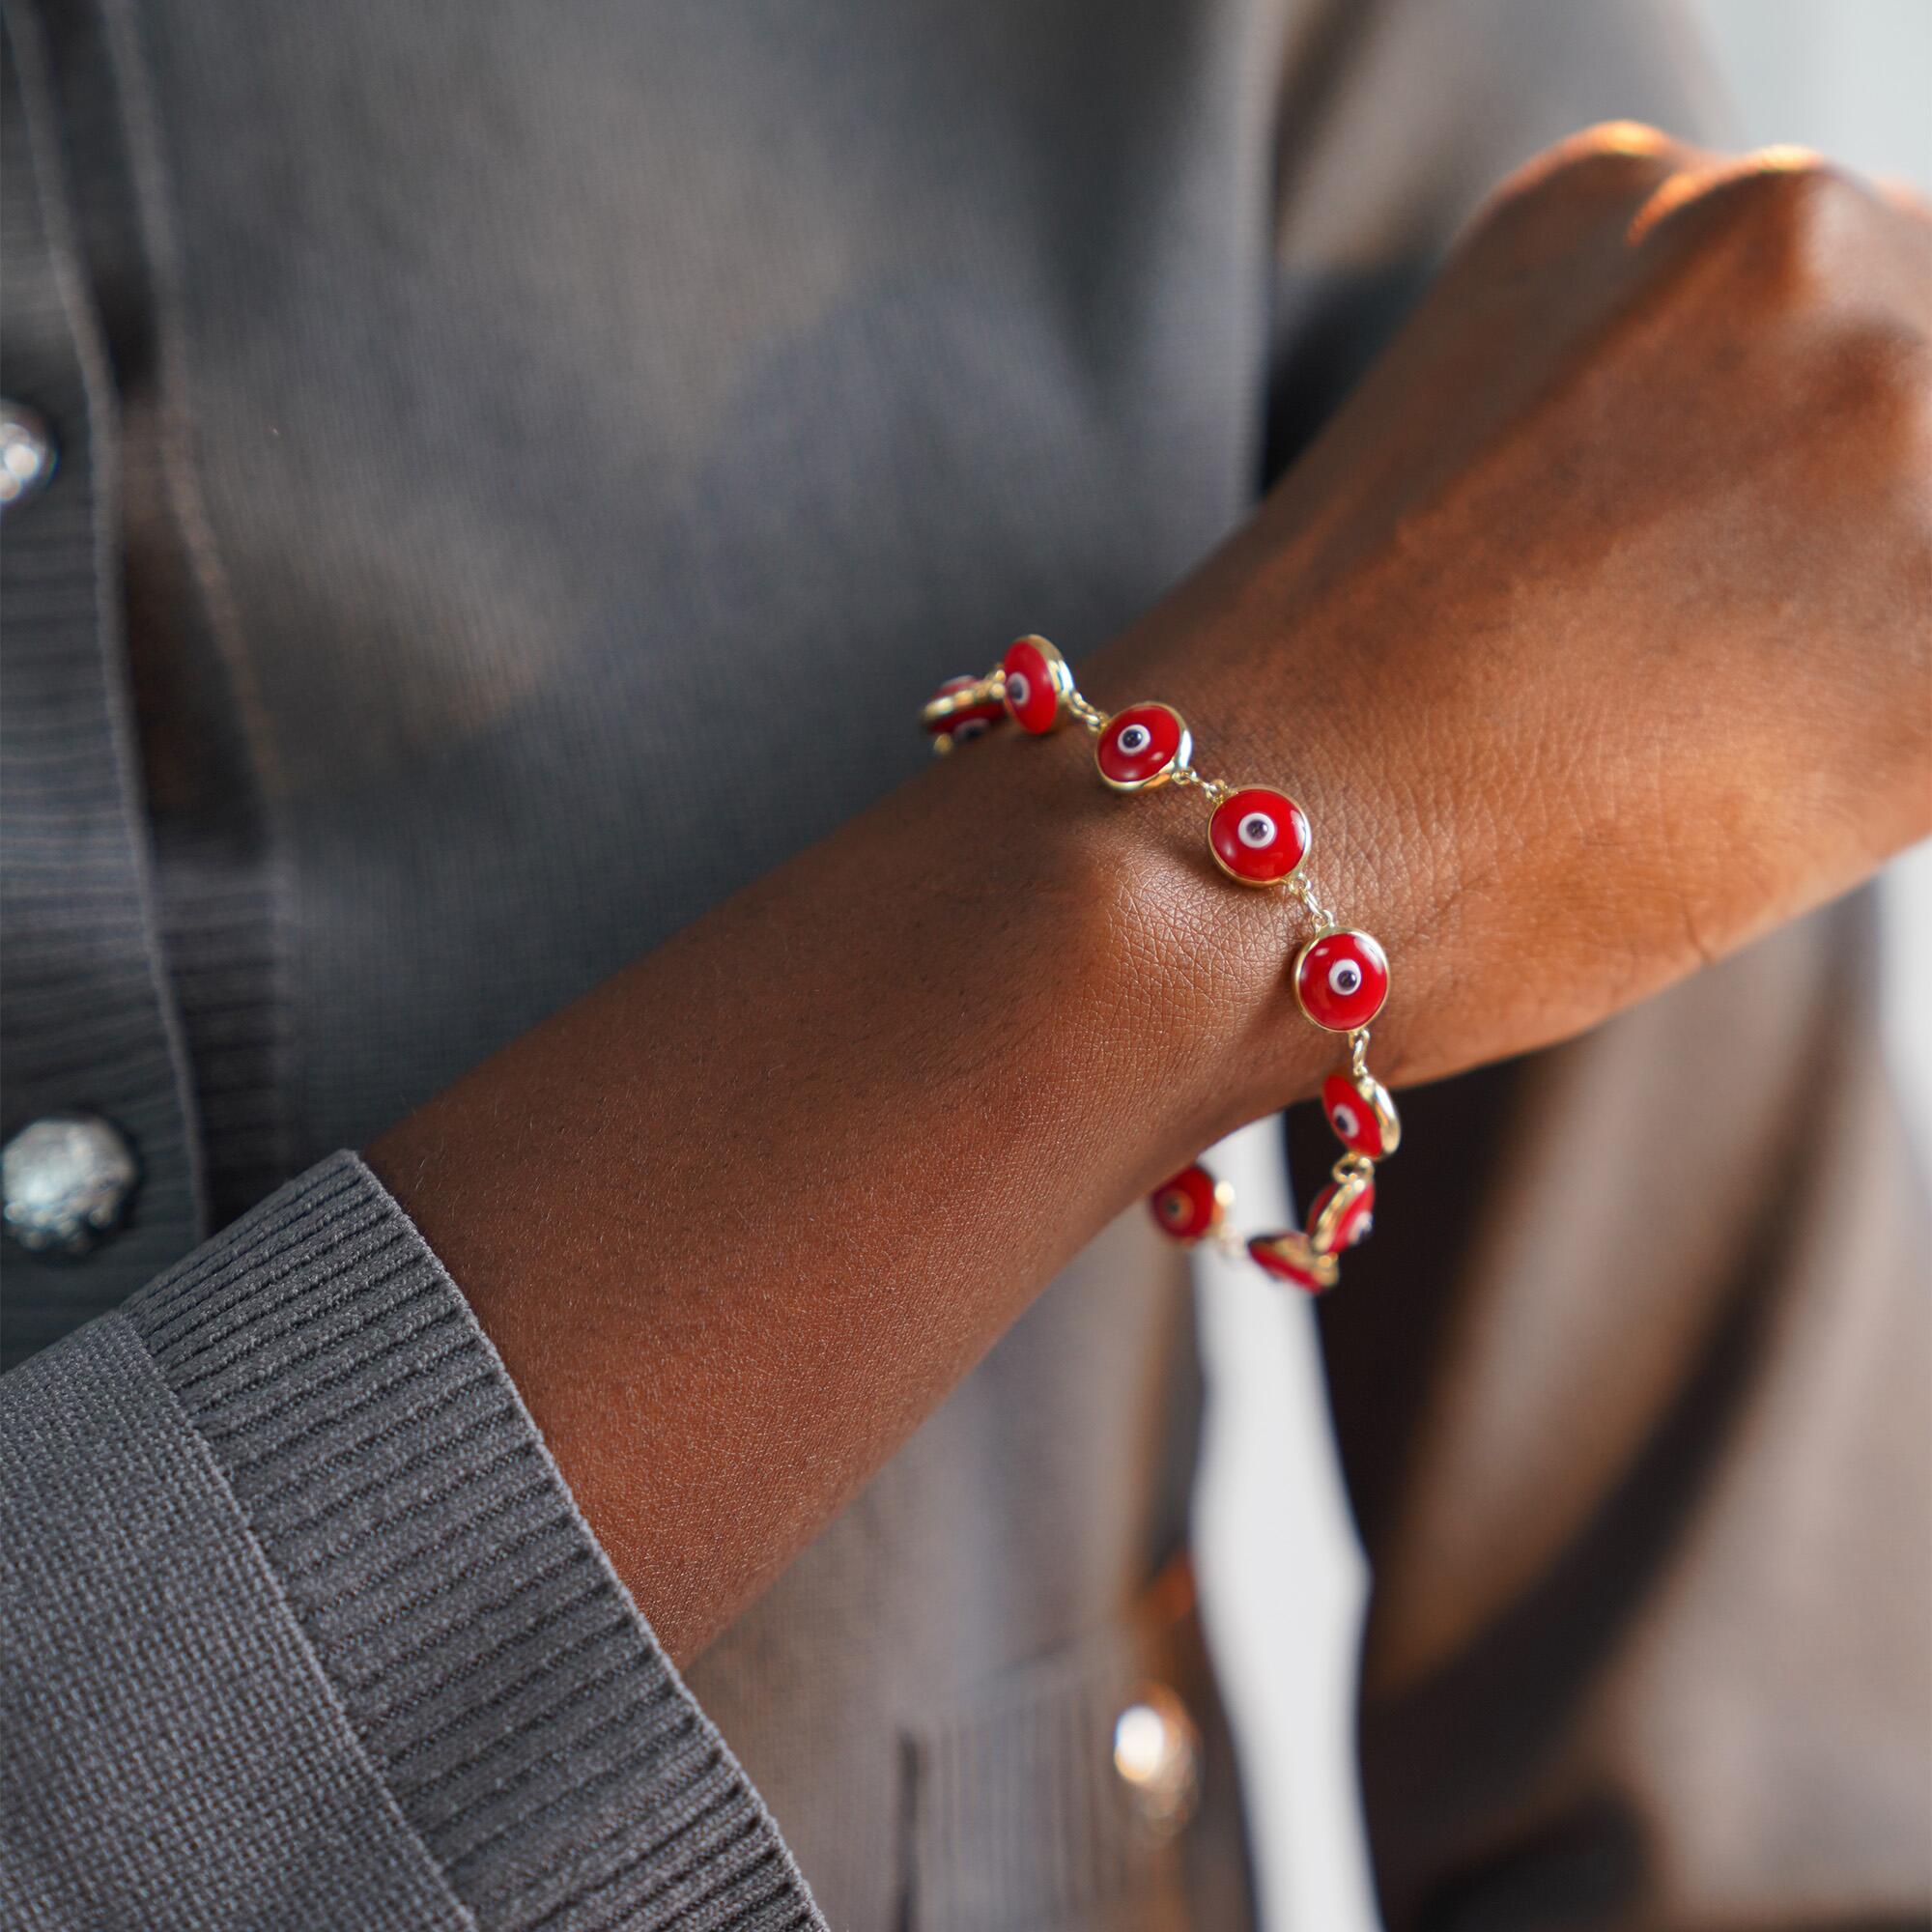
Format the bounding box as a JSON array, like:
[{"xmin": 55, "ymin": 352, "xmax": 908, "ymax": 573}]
[
  {"xmin": 922, "ymin": 675, "xmax": 1005, "ymax": 753},
  {"xmin": 1293, "ymin": 929, "xmax": 1389, "ymax": 1033},
  {"xmin": 1306, "ymin": 1171, "xmax": 1376, "ymax": 1256},
  {"xmin": 1208, "ymin": 786, "xmax": 1310, "ymax": 886},
  {"xmin": 1321, "ymin": 1069, "xmax": 1401, "ymax": 1160},
  {"xmin": 1095, "ymin": 702, "xmax": 1190, "ymax": 792},
  {"xmin": 1246, "ymin": 1232, "xmax": 1339, "ymax": 1294},
  {"xmin": 1001, "ymin": 635, "xmax": 1074, "ymax": 735},
  {"xmin": 1149, "ymin": 1163, "xmax": 1231, "ymax": 1243}
]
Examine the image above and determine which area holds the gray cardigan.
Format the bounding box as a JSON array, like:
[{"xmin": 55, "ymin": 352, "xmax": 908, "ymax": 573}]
[
  {"xmin": 3, "ymin": 1155, "xmax": 817, "ymax": 1928},
  {"xmin": 31, "ymin": 6, "xmax": 1918, "ymax": 1931}
]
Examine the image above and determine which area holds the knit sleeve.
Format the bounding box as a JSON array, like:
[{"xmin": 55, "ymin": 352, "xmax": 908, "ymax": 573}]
[{"xmin": 0, "ymin": 1151, "xmax": 824, "ymax": 1932}]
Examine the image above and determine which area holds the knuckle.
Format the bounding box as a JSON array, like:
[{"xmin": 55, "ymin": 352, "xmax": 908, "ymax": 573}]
[
  {"xmin": 1538, "ymin": 118, "xmax": 1677, "ymax": 175},
  {"xmin": 1649, "ymin": 154, "xmax": 1914, "ymax": 320},
  {"xmin": 1548, "ymin": 121, "xmax": 1680, "ymax": 175},
  {"xmin": 1695, "ymin": 154, "xmax": 1880, "ymax": 259},
  {"xmin": 1498, "ymin": 121, "xmax": 1680, "ymax": 206}
]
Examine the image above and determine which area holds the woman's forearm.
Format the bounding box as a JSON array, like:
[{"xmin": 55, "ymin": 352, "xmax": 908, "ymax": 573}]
[
  {"xmin": 367, "ymin": 641, "xmax": 1333, "ymax": 1663},
  {"xmin": 372, "ymin": 130, "xmax": 1932, "ymax": 1666}
]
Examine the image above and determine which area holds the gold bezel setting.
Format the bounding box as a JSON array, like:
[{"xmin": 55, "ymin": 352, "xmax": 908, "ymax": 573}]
[
  {"xmin": 1308, "ymin": 1167, "xmax": 1375, "ymax": 1255},
  {"xmin": 1094, "ymin": 702, "xmax": 1192, "ymax": 793},
  {"xmin": 921, "ymin": 680, "xmax": 998, "ymax": 730},
  {"xmin": 1208, "ymin": 786, "xmax": 1311, "ymax": 888},
  {"xmin": 1248, "ymin": 1232, "xmax": 1340, "ymax": 1292},
  {"xmin": 1328, "ymin": 1068, "xmax": 1401, "ymax": 1158},
  {"xmin": 1293, "ymin": 926, "xmax": 1389, "ymax": 1033},
  {"xmin": 917, "ymin": 639, "xmax": 1398, "ymax": 1300},
  {"xmin": 1151, "ymin": 1169, "xmax": 1236, "ymax": 1244},
  {"xmin": 1002, "ymin": 634, "xmax": 1077, "ymax": 733}
]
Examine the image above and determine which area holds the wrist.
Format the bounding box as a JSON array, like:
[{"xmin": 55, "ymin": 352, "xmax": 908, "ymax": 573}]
[
  {"xmin": 922, "ymin": 629, "xmax": 1393, "ymax": 1163},
  {"xmin": 1079, "ymin": 634, "xmax": 1407, "ymax": 1116},
  {"xmin": 909, "ymin": 709, "xmax": 1312, "ymax": 1170},
  {"xmin": 921, "ymin": 627, "xmax": 1412, "ymax": 1298}
]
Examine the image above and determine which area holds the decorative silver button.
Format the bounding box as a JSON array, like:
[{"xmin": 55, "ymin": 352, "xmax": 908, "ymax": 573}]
[
  {"xmin": 1112, "ymin": 1682, "xmax": 1201, "ymax": 1837},
  {"xmin": 2, "ymin": 1113, "xmax": 139, "ymax": 1256},
  {"xmin": 0, "ymin": 400, "xmax": 58, "ymax": 515}
]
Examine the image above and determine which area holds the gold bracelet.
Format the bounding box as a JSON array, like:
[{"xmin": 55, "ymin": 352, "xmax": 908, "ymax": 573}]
[{"xmin": 922, "ymin": 635, "xmax": 1399, "ymax": 1294}]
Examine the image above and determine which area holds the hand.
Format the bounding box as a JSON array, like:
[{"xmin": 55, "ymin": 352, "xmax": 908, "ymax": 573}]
[
  {"xmin": 1094, "ymin": 126, "xmax": 1932, "ymax": 1103},
  {"xmin": 377, "ymin": 128, "xmax": 1928, "ymax": 1662}
]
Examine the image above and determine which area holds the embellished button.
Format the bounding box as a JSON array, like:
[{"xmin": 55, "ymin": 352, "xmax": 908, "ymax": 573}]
[
  {"xmin": 1148, "ymin": 1163, "xmax": 1231, "ymax": 1243},
  {"xmin": 1113, "ymin": 1683, "xmax": 1201, "ymax": 1837},
  {"xmin": 922, "ymin": 674, "xmax": 1005, "ymax": 753},
  {"xmin": 1293, "ymin": 928, "xmax": 1389, "ymax": 1032},
  {"xmin": 1321, "ymin": 1068, "xmax": 1401, "ymax": 1159},
  {"xmin": 1001, "ymin": 635, "xmax": 1074, "ymax": 734},
  {"xmin": 1306, "ymin": 1169, "xmax": 1376, "ymax": 1256},
  {"xmin": 1094, "ymin": 702, "xmax": 1189, "ymax": 791},
  {"xmin": 1208, "ymin": 785, "xmax": 1309, "ymax": 885},
  {"xmin": 1246, "ymin": 1230, "xmax": 1338, "ymax": 1293},
  {"xmin": 0, "ymin": 401, "xmax": 57, "ymax": 516},
  {"xmin": 2, "ymin": 1113, "xmax": 139, "ymax": 1256}
]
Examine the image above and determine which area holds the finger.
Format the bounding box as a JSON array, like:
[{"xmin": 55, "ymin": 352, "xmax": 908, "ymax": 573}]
[
  {"xmin": 1502, "ymin": 120, "xmax": 1718, "ymax": 203},
  {"xmin": 1469, "ymin": 122, "xmax": 1719, "ymax": 259},
  {"xmin": 1628, "ymin": 144, "xmax": 1903, "ymax": 246}
]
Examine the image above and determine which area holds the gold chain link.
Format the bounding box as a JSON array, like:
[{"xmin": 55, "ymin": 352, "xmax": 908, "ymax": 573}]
[
  {"xmin": 932, "ymin": 645, "xmax": 1396, "ymax": 1296},
  {"xmin": 1167, "ymin": 765, "xmax": 1233, "ymax": 806},
  {"xmin": 1289, "ymin": 877, "xmax": 1334, "ymax": 931},
  {"xmin": 1060, "ymin": 672, "xmax": 1341, "ymax": 940},
  {"xmin": 976, "ymin": 658, "xmax": 1372, "ymax": 1061}
]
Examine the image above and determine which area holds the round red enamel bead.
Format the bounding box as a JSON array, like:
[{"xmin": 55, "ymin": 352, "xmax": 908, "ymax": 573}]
[
  {"xmin": 1001, "ymin": 635, "xmax": 1073, "ymax": 735},
  {"xmin": 1095, "ymin": 702, "xmax": 1190, "ymax": 791},
  {"xmin": 1306, "ymin": 1172, "xmax": 1376, "ymax": 1256},
  {"xmin": 1208, "ymin": 786, "xmax": 1310, "ymax": 886},
  {"xmin": 923, "ymin": 675, "xmax": 1005, "ymax": 751},
  {"xmin": 1321, "ymin": 1069, "xmax": 1401, "ymax": 1160},
  {"xmin": 1293, "ymin": 929, "xmax": 1388, "ymax": 1032},
  {"xmin": 1149, "ymin": 1163, "xmax": 1226, "ymax": 1243},
  {"xmin": 1246, "ymin": 1232, "xmax": 1338, "ymax": 1293}
]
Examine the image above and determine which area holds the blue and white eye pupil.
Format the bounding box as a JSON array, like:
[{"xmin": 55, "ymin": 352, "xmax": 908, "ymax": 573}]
[
  {"xmin": 1331, "ymin": 1102, "xmax": 1358, "ymax": 1137},
  {"xmin": 1159, "ymin": 1192, "xmax": 1185, "ymax": 1223},
  {"xmin": 1328, "ymin": 959, "xmax": 1362, "ymax": 996},
  {"xmin": 1007, "ymin": 671, "xmax": 1032, "ymax": 708},
  {"xmin": 1237, "ymin": 811, "xmax": 1275, "ymax": 848},
  {"xmin": 1118, "ymin": 724, "xmax": 1151, "ymax": 754}
]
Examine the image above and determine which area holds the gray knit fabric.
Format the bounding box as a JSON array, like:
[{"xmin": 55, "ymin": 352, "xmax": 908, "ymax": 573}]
[
  {"xmin": 3, "ymin": 1153, "xmax": 823, "ymax": 1930},
  {"xmin": 0, "ymin": 1312, "xmax": 472, "ymax": 1932},
  {"xmin": 0, "ymin": 0, "xmax": 1712, "ymax": 1923},
  {"xmin": 0, "ymin": 0, "xmax": 204, "ymax": 1361}
]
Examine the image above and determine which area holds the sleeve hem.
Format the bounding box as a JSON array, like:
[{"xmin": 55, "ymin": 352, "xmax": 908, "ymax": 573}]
[{"xmin": 127, "ymin": 1151, "xmax": 823, "ymax": 1932}]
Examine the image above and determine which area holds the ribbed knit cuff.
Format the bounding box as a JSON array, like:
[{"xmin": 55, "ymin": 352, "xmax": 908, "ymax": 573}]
[{"xmin": 126, "ymin": 1151, "xmax": 822, "ymax": 1932}]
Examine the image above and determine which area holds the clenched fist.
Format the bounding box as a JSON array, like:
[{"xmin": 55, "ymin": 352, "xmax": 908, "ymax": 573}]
[
  {"xmin": 1096, "ymin": 125, "xmax": 1932, "ymax": 1104},
  {"xmin": 381, "ymin": 128, "xmax": 1929, "ymax": 1659}
]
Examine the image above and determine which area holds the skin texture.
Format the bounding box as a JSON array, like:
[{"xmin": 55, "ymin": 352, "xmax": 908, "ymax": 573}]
[{"xmin": 371, "ymin": 128, "xmax": 1932, "ymax": 1666}]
